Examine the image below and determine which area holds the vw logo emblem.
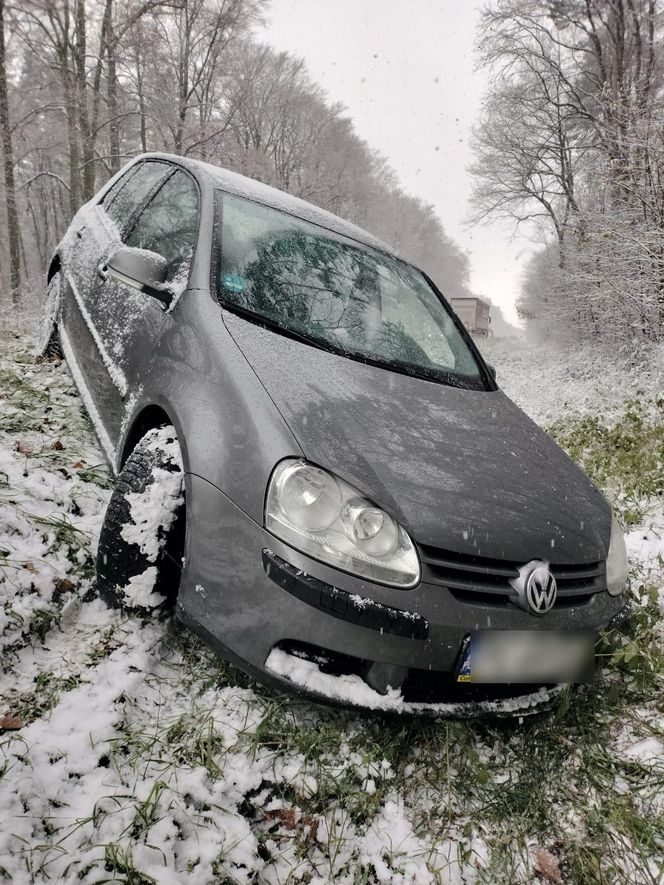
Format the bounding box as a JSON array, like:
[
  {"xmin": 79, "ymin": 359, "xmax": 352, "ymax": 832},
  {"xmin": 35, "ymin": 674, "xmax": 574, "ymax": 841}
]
[{"xmin": 525, "ymin": 563, "xmax": 557, "ymax": 615}]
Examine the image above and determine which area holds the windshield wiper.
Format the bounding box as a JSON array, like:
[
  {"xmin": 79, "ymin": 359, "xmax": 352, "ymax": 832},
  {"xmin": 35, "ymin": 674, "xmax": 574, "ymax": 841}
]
[
  {"xmin": 222, "ymin": 303, "xmax": 484, "ymax": 390},
  {"xmin": 359, "ymin": 355, "xmax": 480, "ymax": 390}
]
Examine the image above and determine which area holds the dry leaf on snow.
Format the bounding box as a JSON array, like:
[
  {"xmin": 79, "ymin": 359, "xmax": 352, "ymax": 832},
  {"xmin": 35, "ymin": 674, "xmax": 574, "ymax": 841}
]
[
  {"xmin": 532, "ymin": 847, "xmax": 563, "ymax": 884},
  {"xmin": 55, "ymin": 577, "xmax": 76, "ymax": 593}
]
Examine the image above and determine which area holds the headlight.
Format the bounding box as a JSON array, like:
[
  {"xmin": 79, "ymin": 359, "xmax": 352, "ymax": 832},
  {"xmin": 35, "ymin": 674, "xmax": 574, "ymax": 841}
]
[
  {"xmin": 265, "ymin": 459, "xmax": 420, "ymax": 588},
  {"xmin": 606, "ymin": 513, "xmax": 628, "ymax": 596}
]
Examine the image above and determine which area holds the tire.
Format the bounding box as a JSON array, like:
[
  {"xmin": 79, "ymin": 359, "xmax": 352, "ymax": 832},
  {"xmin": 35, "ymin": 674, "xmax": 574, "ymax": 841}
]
[
  {"xmin": 96, "ymin": 425, "xmax": 185, "ymax": 616},
  {"xmin": 37, "ymin": 272, "xmax": 63, "ymax": 359}
]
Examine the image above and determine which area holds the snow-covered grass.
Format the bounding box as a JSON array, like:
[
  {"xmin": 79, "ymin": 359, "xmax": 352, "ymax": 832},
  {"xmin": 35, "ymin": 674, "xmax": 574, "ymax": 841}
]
[
  {"xmin": 480, "ymin": 335, "xmax": 664, "ymax": 427},
  {"xmin": 0, "ymin": 328, "xmax": 662, "ymax": 884}
]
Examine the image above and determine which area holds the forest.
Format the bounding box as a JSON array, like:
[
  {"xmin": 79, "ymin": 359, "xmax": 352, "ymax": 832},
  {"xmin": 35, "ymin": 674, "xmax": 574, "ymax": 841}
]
[
  {"xmin": 1, "ymin": 0, "xmax": 662, "ymax": 343},
  {"xmin": 471, "ymin": 0, "xmax": 664, "ymax": 344},
  {"xmin": 0, "ymin": 0, "xmax": 475, "ymax": 321}
]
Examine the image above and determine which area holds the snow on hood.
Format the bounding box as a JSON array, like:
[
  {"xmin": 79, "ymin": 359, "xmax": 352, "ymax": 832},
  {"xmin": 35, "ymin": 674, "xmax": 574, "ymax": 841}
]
[{"xmin": 225, "ymin": 312, "xmax": 611, "ymax": 565}]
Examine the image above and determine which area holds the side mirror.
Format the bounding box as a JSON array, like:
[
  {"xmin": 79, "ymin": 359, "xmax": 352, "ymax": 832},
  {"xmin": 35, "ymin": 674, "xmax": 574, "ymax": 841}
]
[
  {"xmin": 106, "ymin": 246, "xmax": 172, "ymax": 307},
  {"xmin": 486, "ymin": 362, "xmax": 497, "ymax": 380}
]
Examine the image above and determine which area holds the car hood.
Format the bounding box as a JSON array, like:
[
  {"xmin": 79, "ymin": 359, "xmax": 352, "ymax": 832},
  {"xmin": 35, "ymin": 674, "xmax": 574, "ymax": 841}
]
[{"xmin": 225, "ymin": 313, "xmax": 610, "ymax": 564}]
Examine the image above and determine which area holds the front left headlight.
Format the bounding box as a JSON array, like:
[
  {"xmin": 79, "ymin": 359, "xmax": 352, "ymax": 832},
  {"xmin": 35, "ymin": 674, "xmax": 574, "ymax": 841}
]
[
  {"xmin": 606, "ymin": 513, "xmax": 628, "ymax": 596},
  {"xmin": 265, "ymin": 458, "xmax": 420, "ymax": 588}
]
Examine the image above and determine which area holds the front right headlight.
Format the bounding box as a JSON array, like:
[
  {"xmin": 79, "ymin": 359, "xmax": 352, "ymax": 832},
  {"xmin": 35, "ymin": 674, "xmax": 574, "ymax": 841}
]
[
  {"xmin": 606, "ymin": 513, "xmax": 628, "ymax": 596},
  {"xmin": 265, "ymin": 458, "xmax": 420, "ymax": 588}
]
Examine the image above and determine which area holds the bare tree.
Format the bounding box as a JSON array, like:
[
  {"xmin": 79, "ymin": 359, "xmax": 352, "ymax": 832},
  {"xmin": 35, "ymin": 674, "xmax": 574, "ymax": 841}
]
[
  {"xmin": 0, "ymin": 0, "xmax": 21, "ymax": 302},
  {"xmin": 471, "ymin": 0, "xmax": 664, "ymax": 342},
  {"xmin": 0, "ymin": 0, "xmax": 478, "ymax": 323}
]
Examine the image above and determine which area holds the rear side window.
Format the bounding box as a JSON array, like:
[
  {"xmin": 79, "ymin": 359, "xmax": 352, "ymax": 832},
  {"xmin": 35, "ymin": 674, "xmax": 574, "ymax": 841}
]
[
  {"xmin": 124, "ymin": 170, "xmax": 199, "ymax": 283},
  {"xmin": 101, "ymin": 162, "xmax": 171, "ymax": 229}
]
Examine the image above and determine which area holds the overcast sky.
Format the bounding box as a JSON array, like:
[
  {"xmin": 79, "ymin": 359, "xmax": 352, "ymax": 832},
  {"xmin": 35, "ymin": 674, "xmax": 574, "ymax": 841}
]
[{"xmin": 256, "ymin": 0, "xmax": 534, "ymax": 325}]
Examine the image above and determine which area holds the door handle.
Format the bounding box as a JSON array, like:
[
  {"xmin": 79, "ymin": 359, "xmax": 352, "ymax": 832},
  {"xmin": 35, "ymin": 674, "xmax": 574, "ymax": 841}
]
[{"xmin": 97, "ymin": 263, "xmax": 108, "ymax": 281}]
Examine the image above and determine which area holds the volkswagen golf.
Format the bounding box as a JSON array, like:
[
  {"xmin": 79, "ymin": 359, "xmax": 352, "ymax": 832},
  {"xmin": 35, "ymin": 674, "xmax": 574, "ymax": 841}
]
[{"xmin": 39, "ymin": 152, "xmax": 629, "ymax": 714}]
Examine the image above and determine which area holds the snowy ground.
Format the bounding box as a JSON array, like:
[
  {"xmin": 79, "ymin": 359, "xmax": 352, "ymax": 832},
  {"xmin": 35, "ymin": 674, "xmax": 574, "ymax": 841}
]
[
  {"xmin": 0, "ymin": 328, "xmax": 663, "ymax": 884},
  {"xmin": 481, "ymin": 335, "xmax": 664, "ymax": 427}
]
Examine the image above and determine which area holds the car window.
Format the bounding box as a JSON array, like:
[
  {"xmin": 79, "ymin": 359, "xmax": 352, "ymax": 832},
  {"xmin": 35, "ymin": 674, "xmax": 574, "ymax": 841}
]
[
  {"xmin": 218, "ymin": 192, "xmax": 486, "ymax": 390},
  {"xmin": 124, "ymin": 170, "xmax": 199, "ymax": 283},
  {"xmin": 100, "ymin": 170, "xmax": 133, "ymax": 213},
  {"xmin": 101, "ymin": 162, "xmax": 171, "ymax": 230}
]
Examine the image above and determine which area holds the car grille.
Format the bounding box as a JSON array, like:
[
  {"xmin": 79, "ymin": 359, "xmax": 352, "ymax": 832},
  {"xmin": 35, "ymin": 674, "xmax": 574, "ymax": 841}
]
[{"xmin": 419, "ymin": 544, "xmax": 605, "ymax": 608}]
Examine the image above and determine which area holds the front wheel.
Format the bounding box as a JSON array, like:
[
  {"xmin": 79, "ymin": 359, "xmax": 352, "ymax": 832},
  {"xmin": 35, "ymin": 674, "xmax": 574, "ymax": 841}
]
[{"xmin": 96, "ymin": 426, "xmax": 185, "ymax": 616}]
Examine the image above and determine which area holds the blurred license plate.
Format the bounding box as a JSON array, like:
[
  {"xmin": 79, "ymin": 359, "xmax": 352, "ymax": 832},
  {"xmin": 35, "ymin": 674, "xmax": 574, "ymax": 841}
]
[{"xmin": 456, "ymin": 631, "xmax": 595, "ymax": 683}]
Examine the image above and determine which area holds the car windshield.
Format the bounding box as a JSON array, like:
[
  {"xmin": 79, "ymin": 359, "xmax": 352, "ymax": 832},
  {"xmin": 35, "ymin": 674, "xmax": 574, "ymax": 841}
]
[{"xmin": 217, "ymin": 192, "xmax": 488, "ymax": 390}]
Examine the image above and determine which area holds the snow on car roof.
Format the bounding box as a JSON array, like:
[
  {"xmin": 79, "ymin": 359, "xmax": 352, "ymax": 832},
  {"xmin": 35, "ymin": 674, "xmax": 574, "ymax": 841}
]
[{"xmin": 140, "ymin": 152, "xmax": 395, "ymax": 256}]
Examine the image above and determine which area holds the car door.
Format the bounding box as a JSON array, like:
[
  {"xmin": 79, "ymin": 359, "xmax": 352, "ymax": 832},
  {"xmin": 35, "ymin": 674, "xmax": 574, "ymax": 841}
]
[
  {"xmin": 58, "ymin": 168, "xmax": 136, "ymax": 411},
  {"xmin": 90, "ymin": 167, "xmax": 200, "ymax": 443},
  {"xmin": 61, "ymin": 161, "xmax": 174, "ymax": 447}
]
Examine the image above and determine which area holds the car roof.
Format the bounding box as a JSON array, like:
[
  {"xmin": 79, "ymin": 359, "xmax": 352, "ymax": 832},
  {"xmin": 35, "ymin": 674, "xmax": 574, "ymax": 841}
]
[{"xmin": 138, "ymin": 152, "xmax": 396, "ymax": 257}]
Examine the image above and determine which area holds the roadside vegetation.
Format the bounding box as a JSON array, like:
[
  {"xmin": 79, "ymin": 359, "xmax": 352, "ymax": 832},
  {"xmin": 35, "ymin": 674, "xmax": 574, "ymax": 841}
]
[
  {"xmin": 0, "ymin": 330, "xmax": 662, "ymax": 884},
  {"xmin": 549, "ymin": 398, "xmax": 664, "ymax": 528}
]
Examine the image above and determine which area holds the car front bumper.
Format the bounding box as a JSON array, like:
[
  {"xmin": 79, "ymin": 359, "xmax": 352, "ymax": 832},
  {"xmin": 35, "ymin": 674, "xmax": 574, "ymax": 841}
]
[{"xmin": 177, "ymin": 474, "xmax": 628, "ymax": 715}]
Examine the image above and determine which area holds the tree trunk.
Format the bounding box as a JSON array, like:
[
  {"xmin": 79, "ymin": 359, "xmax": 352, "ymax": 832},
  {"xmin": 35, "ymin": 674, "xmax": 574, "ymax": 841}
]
[
  {"xmin": 0, "ymin": 0, "xmax": 21, "ymax": 303},
  {"xmin": 134, "ymin": 32, "xmax": 148, "ymax": 152},
  {"xmin": 63, "ymin": 57, "xmax": 81, "ymax": 215},
  {"xmin": 175, "ymin": 6, "xmax": 190, "ymax": 153},
  {"xmin": 75, "ymin": 0, "xmax": 96, "ymax": 201},
  {"xmin": 107, "ymin": 1, "xmax": 121, "ymax": 173}
]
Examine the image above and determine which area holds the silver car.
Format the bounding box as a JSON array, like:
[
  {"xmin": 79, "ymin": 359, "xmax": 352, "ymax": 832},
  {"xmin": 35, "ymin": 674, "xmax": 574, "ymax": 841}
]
[{"xmin": 40, "ymin": 152, "xmax": 628, "ymax": 714}]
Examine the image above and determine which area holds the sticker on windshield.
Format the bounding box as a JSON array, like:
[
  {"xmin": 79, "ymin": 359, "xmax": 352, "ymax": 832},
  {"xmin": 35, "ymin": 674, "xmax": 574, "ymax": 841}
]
[{"xmin": 222, "ymin": 273, "xmax": 247, "ymax": 294}]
